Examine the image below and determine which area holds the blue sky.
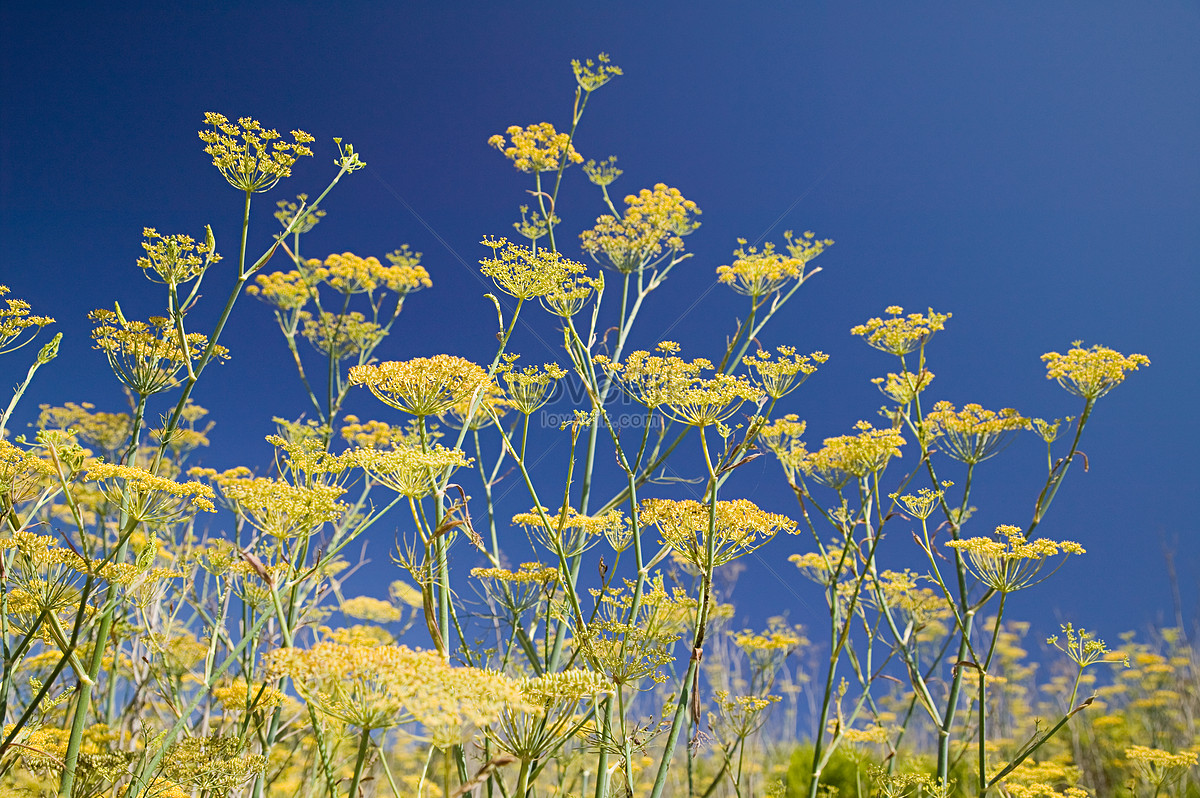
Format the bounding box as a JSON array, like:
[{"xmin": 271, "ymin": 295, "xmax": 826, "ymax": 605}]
[{"xmin": 2, "ymin": 2, "xmax": 1197, "ymax": 646}]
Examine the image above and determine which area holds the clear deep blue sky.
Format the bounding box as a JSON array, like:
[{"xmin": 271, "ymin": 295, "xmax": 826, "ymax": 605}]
[{"xmin": 2, "ymin": 2, "xmax": 1197, "ymax": 646}]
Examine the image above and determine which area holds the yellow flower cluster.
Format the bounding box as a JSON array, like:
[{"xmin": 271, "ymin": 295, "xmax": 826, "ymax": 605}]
[
  {"xmin": 892, "ymin": 487, "xmax": 943, "ymax": 520},
  {"xmin": 299, "ymin": 310, "xmax": 385, "ymax": 360},
  {"xmin": 501, "ymin": 358, "xmax": 567, "ymax": 414},
  {"xmin": 581, "ymin": 580, "xmax": 686, "ymax": 685},
  {"xmin": 924, "ymin": 401, "xmax": 1031, "ymax": 463},
  {"xmin": 871, "ymin": 369, "xmax": 935, "ymax": 405},
  {"xmin": 716, "ymin": 231, "xmax": 832, "ymax": 297},
  {"xmin": 1041, "ymin": 341, "xmax": 1150, "ymax": 400},
  {"xmin": 341, "ymin": 595, "xmax": 404, "ymax": 623},
  {"xmin": 801, "ymin": 421, "xmax": 906, "ymax": 488},
  {"xmin": 87, "ymin": 461, "xmax": 215, "ymax": 518},
  {"xmin": 137, "ymin": 227, "xmax": 219, "ymax": 286},
  {"xmin": 851, "ymin": 306, "xmax": 952, "ymax": 356},
  {"xmin": 339, "ymin": 415, "xmax": 408, "ymax": 449},
  {"xmin": 572, "ymin": 52, "xmax": 622, "ymax": 92},
  {"xmin": 314, "ymin": 250, "xmax": 432, "ymax": 295},
  {"xmin": 471, "ymin": 561, "xmax": 560, "ymax": 586},
  {"xmin": 197, "ymin": 469, "xmax": 345, "ymax": 539},
  {"xmin": 210, "ymin": 679, "xmax": 286, "ymax": 714},
  {"xmin": 640, "ymin": 497, "xmax": 796, "ymax": 570},
  {"xmin": 350, "ymin": 355, "xmax": 488, "ymax": 417},
  {"xmin": 511, "ymin": 506, "xmax": 627, "ymax": 556},
  {"xmin": 198, "ymin": 113, "xmax": 314, "ymax": 193},
  {"xmin": 443, "ymin": 379, "xmax": 511, "ymax": 430},
  {"xmin": 743, "ymin": 346, "xmax": 828, "ymax": 399},
  {"xmin": 579, "ymin": 184, "xmax": 701, "ymax": 274},
  {"xmin": 946, "ymin": 524, "xmax": 1084, "ymax": 593},
  {"xmin": 0, "ymin": 439, "xmax": 55, "ymax": 505},
  {"xmin": 265, "ymin": 643, "xmax": 526, "ymax": 743},
  {"xmin": 487, "ymin": 122, "xmax": 583, "ymax": 173},
  {"xmin": 1047, "ymin": 623, "xmax": 1126, "ymax": 668},
  {"xmin": 352, "ymin": 442, "xmax": 471, "ymax": 498},
  {"xmin": 245, "ymin": 268, "xmax": 314, "ymax": 311},
  {"xmin": 1124, "ymin": 745, "xmax": 1198, "ymax": 786},
  {"xmin": 604, "ymin": 342, "xmax": 762, "ymax": 426},
  {"xmin": 273, "ymin": 193, "xmax": 325, "ymax": 233},
  {"xmin": 512, "ymin": 204, "xmax": 558, "ymax": 243},
  {"xmin": 541, "ymin": 271, "xmax": 604, "ymax": 318},
  {"xmin": 161, "ymin": 735, "xmax": 266, "ymax": 793},
  {"xmin": 583, "ymin": 155, "xmax": 622, "ymax": 187},
  {"xmin": 479, "ymin": 237, "xmax": 589, "ymax": 300},
  {"xmin": 757, "ymin": 414, "xmax": 809, "ymax": 482},
  {"xmin": 89, "ymin": 308, "xmax": 227, "ymax": 396},
  {"xmin": 0, "ymin": 285, "xmax": 54, "ymax": 354}
]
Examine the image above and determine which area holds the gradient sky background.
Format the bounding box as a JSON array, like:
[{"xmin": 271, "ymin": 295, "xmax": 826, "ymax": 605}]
[{"xmin": 2, "ymin": 2, "xmax": 1197, "ymax": 653}]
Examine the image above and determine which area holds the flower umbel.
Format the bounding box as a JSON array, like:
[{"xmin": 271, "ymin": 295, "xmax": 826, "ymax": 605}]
[
  {"xmin": 640, "ymin": 497, "xmax": 796, "ymax": 570},
  {"xmin": 579, "ymin": 184, "xmax": 701, "ymax": 274},
  {"xmin": 946, "ymin": 524, "xmax": 1084, "ymax": 593},
  {"xmin": 89, "ymin": 307, "xmax": 227, "ymax": 396},
  {"xmin": 1041, "ymin": 342, "xmax": 1150, "ymax": 401},
  {"xmin": 924, "ymin": 401, "xmax": 1031, "ymax": 464},
  {"xmin": 572, "ymin": 52, "xmax": 623, "ymax": 92},
  {"xmin": 479, "ymin": 237, "xmax": 588, "ymax": 300},
  {"xmin": 851, "ymin": 306, "xmax": 951, "ymax": 356},
  {"xmin": 487, "ymin": 122, "xmax": 583, "ymax": 173},
  {"xmin": 0, "ymin": 286, "xmax": 55, "ymax": 354},
  {"xmin": 198, "ymin": 113, "xmax": 314, "ymax": 192},
  {"xmin": 350, "ymin": 355, "xmax": 488, "ymax": 417},
  {"xmin": 137, "ymin": 227, "xmax": 220, "ymax": 286}
]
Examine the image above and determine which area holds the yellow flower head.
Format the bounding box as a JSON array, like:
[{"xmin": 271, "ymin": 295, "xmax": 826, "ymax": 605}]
[
  {"xmin": 946, "ymin": 524, "xmax": 1084, "ymax": 593},
  {"xmin": 162, "ymin": 736, "xmax": 266, "ymax": 793},
  {"xmin": 717, "ymin": 231, "xmax": 832, "ymax": 297},
  {"xmin": 579, "ymin": 184, "xmax": 701, "ymax": 274},
  {"xmin": 1041, "ymin": 342, "xmax": 1150, "ymax": 401},
  {"xmin": 441, "ymin": 379, "xmax": 511, "ymax": 430},
  {"xmin": 471, "ymin": 561, "xmax": 560, "ymax": 587},
  {"xmin": 511, "ymin": 505, "xmax": 619, "ymax": 557},
  {"xmin": 757, "ymin": 414, "xmax": 809, "ymax": 483},
  {"xmin": 871, "ymin": 369, "xmax": 935, "ymax": 405},
  {"xmin": 137, "ymin": 227, "xmax": 220, "ymax": 286},
  {"xmin": 488, "ymin": 122, "xmax": 583, "ymax": 173},
  {"xmin": 583, "ymin": 155, "xmax": 622, "ymax": 187},
  {"xmin": 851, "ymin": 306, "xmax": 952, "ymax": 356},
  {"xmin": 1047, "ymin": 623, "xmax": 1127, "ymax": 668},
  {"xmin": 891, "ymin": 487, "xmax": 944, "ymax": 520},
  {"xmin": 351, "ymin": 442, "xmax": 471, "ymax": 499},
  {"xmin": 350, "ymin": 355, "xmax": 488, "ymax": 417},
  {"xmin": 479, "ymin": 237, "xmax": 588, "ymax": 300},
  {"xmin": 198, "ymin": 469, "xmax": 345, "ymax": 539},
  {"xmin": 265, "ymin": 643, "xmax": 524, "ymax": 741},
  {"xmin": 341, "ymin": 595, "xmax": 404, "ymax": 624},
  {"xmin": 608, "ymin": 342, "xmax": 763, "ymax": 426},
  {"xmin": 0, "ymin": 286, "xmax": 55, "ymax": 355},
  {"xmin": 572, "ymin": 52, "xmax": 623, "ymax": 92},
  {"xmin": 924, "ymin": 401, "xmax": 1031, "ymax": 463},
  {"xmin": 501, "ymin": 357, "xmax": 567, "ymax": 415},
  {"xmin": 743, "ymin": 346, "xmax": 828, "ymax": 399},
  {"xmin": 801, "ymin": 421, "xmax": 906, "ymax": 488},
  {"xmin": 87, "ymin": 461, "xmax": 215, "ymax": 520},
  {"xmin": 198, "ymin": 113, "xmax": 314, "ymax": 192},
  {"xmin": 640, "ymin": 497, "xmax": 796, "ymax": 570},
  {"xmin": 299, "ymin": 310, "xmax": 386, "ymax": 360},
  {"xmin": 274, "ymin": 193, "xmax": 326, "ymax": 233},
  {"xmin": 246, "ymin": 268, "xmax": 316, "ymax": 312},
  {"xmin": 0, "ymin": 439, "xmax": 56, "ymax": 505},
  {"xmin": 89, "ymin": 307, "xmax": 227, "ymax": 396},
  {"xmin": 541, "ymin": 271, "xmax": 604, "ymax": 318},
  {"xmin": 37, "ymin": 402, "xmax": 132, "ymax": 456}
]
